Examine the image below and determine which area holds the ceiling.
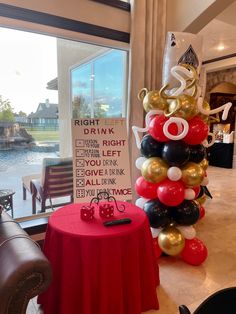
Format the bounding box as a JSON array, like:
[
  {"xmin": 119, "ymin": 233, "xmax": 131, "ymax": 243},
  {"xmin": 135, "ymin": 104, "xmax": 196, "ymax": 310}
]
[{"xmin": 198, "ymin": 1, "xmax": 236, "ymax": 62}]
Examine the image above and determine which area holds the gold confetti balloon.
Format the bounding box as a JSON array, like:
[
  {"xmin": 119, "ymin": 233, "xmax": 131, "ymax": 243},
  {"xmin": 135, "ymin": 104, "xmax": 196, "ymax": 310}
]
[
  {"xmin": 141, "ymin": 157, "xmax": 168, "ymax": 183},
  {"xmin": 199, "ymin": 158, "xmax": 209, "ymax": 171},
  {"xmin": 181, "ymin": 162, "xmax": 205, "ymax": 187},
  {"xmin": 166, "ymin": 94, "xmax": 198, "ymax": 120},
  {"xmin": 158, "ymin": 226, "xmax": 185, "ymax": 256},
  {"xmin": 138, "ymin": 88, "xmax": 168, "ymax": 112}
]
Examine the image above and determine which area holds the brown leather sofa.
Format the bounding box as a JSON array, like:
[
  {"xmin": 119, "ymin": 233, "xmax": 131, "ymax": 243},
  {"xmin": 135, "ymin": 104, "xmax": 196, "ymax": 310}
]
[{"xmin": 0, "ymin": 210, "xmax": 51, "ymax": 314}]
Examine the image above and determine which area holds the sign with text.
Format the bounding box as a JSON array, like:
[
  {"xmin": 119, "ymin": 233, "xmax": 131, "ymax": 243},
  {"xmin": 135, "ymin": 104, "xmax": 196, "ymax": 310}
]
[{"xmin": 71, "ymin": 118, "xmax": 132, "ymax": 203}]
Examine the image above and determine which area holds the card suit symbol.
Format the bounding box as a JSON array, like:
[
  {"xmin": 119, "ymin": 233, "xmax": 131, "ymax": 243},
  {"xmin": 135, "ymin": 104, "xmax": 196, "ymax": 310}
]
[
  {"xmin": 178, "ymin": 45, "xmax": 199, "ymax": 69},
  {"xmin": 171, "ymin": 33, "xmax": 176, "ymax": 41},
  {"xmin": 171, "ymin": 41, "xmax": 176, "ymax": 47}
]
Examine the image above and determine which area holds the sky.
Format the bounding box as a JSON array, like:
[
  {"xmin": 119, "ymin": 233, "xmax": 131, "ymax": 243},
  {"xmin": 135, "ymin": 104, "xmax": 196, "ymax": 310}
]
[{"xmin": 0, "ymin": 27, "xmax": 58, "ymax": 114}]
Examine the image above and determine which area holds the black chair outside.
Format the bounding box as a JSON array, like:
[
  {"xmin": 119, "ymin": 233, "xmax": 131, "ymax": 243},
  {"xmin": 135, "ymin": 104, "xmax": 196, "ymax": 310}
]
[
  {"xmin": 30, "ymin": 157, "xmax": 73, "ymax": 214},
  {"xmin": 179, "ymin": 287, "xmax": 236, "ymax": 314}
]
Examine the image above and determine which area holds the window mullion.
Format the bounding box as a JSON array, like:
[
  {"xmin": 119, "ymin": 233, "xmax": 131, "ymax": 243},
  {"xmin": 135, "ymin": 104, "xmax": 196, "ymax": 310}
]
[{"xmin": 91, "ymin": 62, "xmax": 95, "ymax": 118}]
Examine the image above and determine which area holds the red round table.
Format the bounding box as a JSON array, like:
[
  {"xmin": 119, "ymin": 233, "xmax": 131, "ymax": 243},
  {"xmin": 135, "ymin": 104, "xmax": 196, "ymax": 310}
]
[{"xmin": 38, "ymin": 202, "xmax": 159, "ymax": 314}]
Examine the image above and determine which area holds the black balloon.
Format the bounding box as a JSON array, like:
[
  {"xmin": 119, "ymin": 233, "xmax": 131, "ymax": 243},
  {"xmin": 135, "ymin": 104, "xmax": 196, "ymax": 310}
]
[
  {"xmin": 143, "ymin": 199, "xmax": 171, "ymax": 228},
  {"xmin": 140, "ymin": 134, "xmax": 164, "ymax": 158},
  {"xmin": 162, "ymin": 140, "xmax": 190, "ymax": 167},
  {"xmin": 171, "ymin": 200, "xmax": 200, "ymax": 225},
  {"xmin": 189, "ymin": 144, "xmax": 206, "ymax": 163}
]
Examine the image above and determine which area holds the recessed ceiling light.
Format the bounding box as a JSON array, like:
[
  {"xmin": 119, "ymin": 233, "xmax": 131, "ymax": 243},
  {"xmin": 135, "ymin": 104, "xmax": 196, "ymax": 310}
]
[{"xmin": 217, "ymin": 44, "xmax": 225, "ymax": 51}]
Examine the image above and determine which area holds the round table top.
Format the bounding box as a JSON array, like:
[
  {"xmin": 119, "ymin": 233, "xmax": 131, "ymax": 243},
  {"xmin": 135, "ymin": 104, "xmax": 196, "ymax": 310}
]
[
  {"xmin": 0, "ymin": 189, "xmax": 15, "ymax": 198},
  {"xmin": 49, "ymin": 201, "xmax": 147, "ymax": 238}
]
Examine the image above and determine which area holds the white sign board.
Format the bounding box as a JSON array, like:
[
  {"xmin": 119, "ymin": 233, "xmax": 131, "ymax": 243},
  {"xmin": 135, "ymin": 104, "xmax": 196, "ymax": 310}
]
[{"xmin": 71, "ymin": 118, "xmax": 132, "ymax": 203}]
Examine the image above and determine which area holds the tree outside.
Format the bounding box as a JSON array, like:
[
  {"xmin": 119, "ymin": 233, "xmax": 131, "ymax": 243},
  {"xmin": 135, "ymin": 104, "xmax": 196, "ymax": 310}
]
[
  {"xmin": 0, "ymin": 96, "xmax": 15, "ymax": 121},
  {"xmin": 72, "ymin": 95, "xmax": 91, "ymax": 118},
  {"xmin": 72, "ymin": 95, "xmax": 108, "ymax": 118},
  {"xmin": 17, "ymin": 111, "xmax": 27, "ymax": 118}
]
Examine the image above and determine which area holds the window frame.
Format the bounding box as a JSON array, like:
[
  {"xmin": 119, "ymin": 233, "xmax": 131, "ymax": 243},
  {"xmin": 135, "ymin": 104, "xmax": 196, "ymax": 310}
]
[{"xmin": 90, "ymin": 0, "xmax": 130, "ymax": 11}]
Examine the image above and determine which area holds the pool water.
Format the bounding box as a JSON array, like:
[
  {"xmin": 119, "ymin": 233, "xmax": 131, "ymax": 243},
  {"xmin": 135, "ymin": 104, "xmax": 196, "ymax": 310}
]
[{"xmin": 0, "ymin": 150, "xmax": 59, "ymax": 171}]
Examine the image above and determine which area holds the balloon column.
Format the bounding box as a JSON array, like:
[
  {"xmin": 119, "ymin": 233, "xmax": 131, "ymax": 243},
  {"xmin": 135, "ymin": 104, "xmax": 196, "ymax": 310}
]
[{"xmin": 133, "ymin": 62, "xmax": 232, "ymax": 266}]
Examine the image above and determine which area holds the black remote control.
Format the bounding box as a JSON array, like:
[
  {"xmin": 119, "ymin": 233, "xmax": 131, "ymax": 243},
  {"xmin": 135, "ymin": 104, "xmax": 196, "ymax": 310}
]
[{"xmin": 103, "ymin": 218, "xmax": 132, "ymax": 227}]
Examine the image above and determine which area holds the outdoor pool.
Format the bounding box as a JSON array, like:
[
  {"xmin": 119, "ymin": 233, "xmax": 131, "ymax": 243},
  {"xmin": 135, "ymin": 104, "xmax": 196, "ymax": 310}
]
[{"xmin": 0, "ymin": 150, "xmax": 59, "ymax": 171}]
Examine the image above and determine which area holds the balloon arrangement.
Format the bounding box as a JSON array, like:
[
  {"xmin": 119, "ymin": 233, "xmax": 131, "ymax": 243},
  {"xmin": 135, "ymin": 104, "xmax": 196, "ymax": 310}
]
[{"xmin": 133, "ymin": 63, "xmax": 232, "ymax": 266}]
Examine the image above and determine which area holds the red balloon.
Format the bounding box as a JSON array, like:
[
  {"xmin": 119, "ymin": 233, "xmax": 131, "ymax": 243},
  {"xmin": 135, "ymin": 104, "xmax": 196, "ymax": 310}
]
[
  {"xmin": 157, "ymin": 179, "xmax": 185, "ymax": 206},
  {"xmin": 193, "ymin": 186, "xmax": 201, "ymax": 198},
  {"xmin": 181, "ymin": 238, "xmax": 208, "ymax": 266},
  {"xmin": 153, "ymin": 238, "xmax": 162, "ymax": 259},
  {"xmin": 183, "ymin": 117, "xmax": 209, "ymax": 145},
  {"xmin": 148, "ymin": 115, "xmax": 178, "ymax": 142},
  {"xmin": 135, "ymin": 176, "xmax": 159, "ymax": 199},
  {"xmin": 149, "ymin": 114, "xmax": 156, "ymax": 122},
  {"xmin": 199, "ymin": 205, "xmax": 205, "ymax": 219}
]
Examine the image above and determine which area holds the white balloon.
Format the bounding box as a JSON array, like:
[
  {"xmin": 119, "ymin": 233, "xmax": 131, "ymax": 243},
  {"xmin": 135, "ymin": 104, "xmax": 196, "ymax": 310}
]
[
  {"xmin": 163, "ymin": 117, "xmax": 189, "ymax": 140},
  {"xmin": 177, "ymin": 225, "xmax": 196, "ymax": 240},
  {"xmin": 151, "ymin": 227, "xmax": 162, "ymax": 238},
  {"xmin": 135, "ymin": 197, "xmax": 149, "ymax": 209},
  {"xmin": 197, "ymin": 97, "xmax": 232, "ymax": 121},
  {"xmin": 201, "ymin": 177, "xmax": 209, "ymax": 186},
  {"xmin": 135, "ymin": 157, "xmax": 147, "ymax": 170},
  {"xmin": 132, "ymin": 110, "xmax": 164, "ymax": 149},
  {"xmin": 184, "ymin": 188, "xmax": 195, "ymax": 200},
  {"xmin": 167, "ymin": 167, "xmax": 182, "ymax": 181}
]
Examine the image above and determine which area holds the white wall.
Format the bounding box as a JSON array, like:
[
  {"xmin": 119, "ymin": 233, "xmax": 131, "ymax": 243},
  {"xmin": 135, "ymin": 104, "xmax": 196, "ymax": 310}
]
[
  {"xmin": 166, "ymin": 0, "xmax": 235, "ymax": 33},
  {"xmin": 167, "ymin": 0, "xmax": 215, "ymax": 32}
]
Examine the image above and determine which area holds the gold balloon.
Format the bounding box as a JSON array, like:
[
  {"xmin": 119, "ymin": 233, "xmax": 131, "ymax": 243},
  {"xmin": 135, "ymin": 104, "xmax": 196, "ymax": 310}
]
[
  {"xmin": 199, "ymin": 158, "xmax": 209, "ymax": 171},
  {"xmin": 138, "ymin": 88, "xmax": 168, "ymax": 112},
  {"xmin": 181, "ymin": 162, "xmax": 205, "ymax": 187},
  {"xmin": 158, "ymin": 226, "xmax": 185, "ymax": 256},
  {"xmin": 197, "ymin": 100, "xmax": 210, "ymax": 123},
  {"xmin": 141, "ymin": 157, "xmax": 168, "ymax": 183},
  {"xmin": 165, "ymin": 94, "xmax": 198, "ymax": 120}
]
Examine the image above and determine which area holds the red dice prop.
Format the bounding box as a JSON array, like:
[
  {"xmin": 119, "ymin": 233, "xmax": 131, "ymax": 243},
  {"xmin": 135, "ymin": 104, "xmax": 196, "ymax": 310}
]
[
  {"xmin": 81, "ymin": 205, "xmax": 95, "ymax": 221},
  {"xmin": 99, "ymin": 203, "xmax": 114, "ymax": 218}
]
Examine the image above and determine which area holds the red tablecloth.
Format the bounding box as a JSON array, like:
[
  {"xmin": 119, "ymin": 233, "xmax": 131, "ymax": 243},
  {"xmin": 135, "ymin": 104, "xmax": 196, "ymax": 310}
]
[{"xmin": 38, "ymin": 202, "xmax": 159, "ymax": 314}]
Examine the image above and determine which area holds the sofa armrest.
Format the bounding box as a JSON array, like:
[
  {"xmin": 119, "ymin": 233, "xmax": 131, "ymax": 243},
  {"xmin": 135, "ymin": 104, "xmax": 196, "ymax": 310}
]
[{"xmin": 0, "ymin": 212, "xmax": 51, "ymax": 314}]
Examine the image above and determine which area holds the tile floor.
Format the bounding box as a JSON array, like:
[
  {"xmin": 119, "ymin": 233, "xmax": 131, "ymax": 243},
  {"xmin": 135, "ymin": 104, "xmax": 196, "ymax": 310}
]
[{"xmin": 26, "ymin": 166, "xmax": 236, "ymax": 313}]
